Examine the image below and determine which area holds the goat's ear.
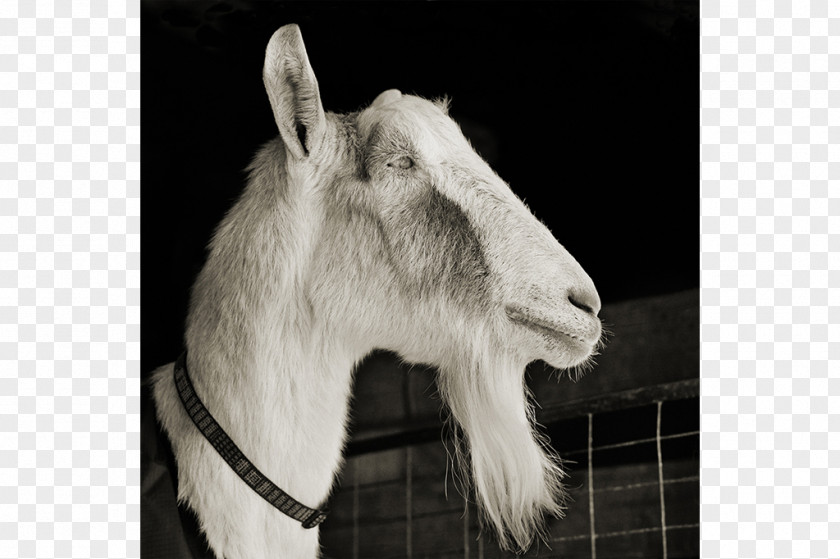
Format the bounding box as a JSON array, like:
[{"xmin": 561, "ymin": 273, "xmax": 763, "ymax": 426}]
[{"xmin": 263, "ymin": 24, "xmax": 326, "ymax": 160}]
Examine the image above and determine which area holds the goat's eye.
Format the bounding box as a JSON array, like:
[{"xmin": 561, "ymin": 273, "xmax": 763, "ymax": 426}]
[{"xmin": 388, "ymin": 156, "xmax": 414, "ymax": 170}]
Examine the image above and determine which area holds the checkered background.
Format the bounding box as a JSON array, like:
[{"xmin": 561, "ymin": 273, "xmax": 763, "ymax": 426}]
[
  {"xmin": 0, "ymin": 0, "xmax": 836, "ymax": 557},
  {"xmin": 700, "ymin": 1, "xmax": 839, "ymax": 558},
  {"xmin": 1, "ymin": 1, "xmax": 140, "ymax": 557}
]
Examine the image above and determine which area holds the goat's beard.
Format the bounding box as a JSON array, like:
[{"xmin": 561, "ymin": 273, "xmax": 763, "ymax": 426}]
[{"xmin": 436, "ymin": 347, "xmax": 568, "ymax": 553}]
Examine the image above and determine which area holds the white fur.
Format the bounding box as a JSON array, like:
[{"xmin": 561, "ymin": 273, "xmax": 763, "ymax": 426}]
[{"xmin": 152, "ymin": 24, "xmax": 603, "ymax": 558}]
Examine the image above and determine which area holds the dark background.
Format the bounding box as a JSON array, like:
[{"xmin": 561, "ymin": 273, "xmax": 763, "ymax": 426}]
[{"xmin": 141, "ymin": 0, "xmax": 699, "ymax": 373}]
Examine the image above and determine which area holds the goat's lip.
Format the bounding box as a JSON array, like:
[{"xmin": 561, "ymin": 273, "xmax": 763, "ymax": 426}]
[{"xmin": 504, "ymin": 306, "xmax": 595, "ymax": 348}]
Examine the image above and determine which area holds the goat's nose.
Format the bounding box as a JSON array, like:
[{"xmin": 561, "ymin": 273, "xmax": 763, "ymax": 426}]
[{"xmin": 568, "ymin": 287, "xmax": 601, "ymax": 316}]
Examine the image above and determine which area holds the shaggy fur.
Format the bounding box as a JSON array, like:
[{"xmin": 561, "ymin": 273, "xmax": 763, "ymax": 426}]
[{"xmin": 152, "ymin": 25, "xmax": 603, "ymax": 558}]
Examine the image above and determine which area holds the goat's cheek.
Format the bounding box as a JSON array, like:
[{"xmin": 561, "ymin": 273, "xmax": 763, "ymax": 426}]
[{"xmin": 385, "ymin": 189, "xmax": 488, "ymax": 301}]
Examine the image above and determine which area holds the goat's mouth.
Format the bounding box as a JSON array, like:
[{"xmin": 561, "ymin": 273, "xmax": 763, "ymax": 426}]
[{"xmin": 504, "ymin": 305, "xmax": 600, "ymax": 362}]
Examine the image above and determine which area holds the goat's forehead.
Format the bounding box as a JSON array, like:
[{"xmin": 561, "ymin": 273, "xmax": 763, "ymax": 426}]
[{"xmin": 357, "ymin": 94, "xmax": 462, "ymax": 145}]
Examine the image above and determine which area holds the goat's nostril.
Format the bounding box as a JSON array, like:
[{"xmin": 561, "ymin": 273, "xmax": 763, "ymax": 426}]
[
  {"xmin": 568, "ymin": 296, "xmax": 593, "ymax": 314},
  {"xmin": 568, "ymin": 290, "xmax": 600, "ymax": 316},
  {"xmin": 567, "ymin": 284, "xmax": 601, "ymax": 316}
]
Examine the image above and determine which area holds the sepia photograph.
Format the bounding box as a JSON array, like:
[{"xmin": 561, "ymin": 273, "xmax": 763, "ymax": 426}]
[{"xmin": 141, "ymin": 2, "xmax": 700, "ymax": 558}]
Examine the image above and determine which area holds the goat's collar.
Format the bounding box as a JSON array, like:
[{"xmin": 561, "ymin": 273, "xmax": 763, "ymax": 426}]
[{"xmin": 173, "ymin": 351, "xmax": 330, "ymax": 529}]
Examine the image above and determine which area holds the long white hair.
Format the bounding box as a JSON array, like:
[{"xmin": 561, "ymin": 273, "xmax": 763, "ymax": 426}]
[{"xmin": 437, "ymin": 325, "xmax": 570, "ymax": 552}]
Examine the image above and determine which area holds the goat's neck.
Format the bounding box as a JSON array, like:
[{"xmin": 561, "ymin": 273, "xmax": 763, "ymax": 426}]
[
  {"xmin": 158, "ymin": 145, "xmax": 361, "ymax": 557},
  {"xmin": 184, "ymin": 314, "xmax": 358, "ymax": 509},
  {"xmin": 184, "ymin": 156, "xmax": 360, "ymax": 506}
]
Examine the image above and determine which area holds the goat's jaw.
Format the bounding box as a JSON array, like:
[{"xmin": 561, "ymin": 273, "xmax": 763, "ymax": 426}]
[{"xmin": 503, "ymin": 302, "xmax": 602, "ymax": 371}]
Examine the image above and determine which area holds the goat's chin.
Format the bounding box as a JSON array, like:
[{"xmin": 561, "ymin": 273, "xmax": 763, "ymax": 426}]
[
  {"xmin": 504, "ymin": 325, "xmax": 600, "ymax": 376},
  {"xmin": 539, "ymin": 341, "xmax": 599, "ymax": 375}
]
